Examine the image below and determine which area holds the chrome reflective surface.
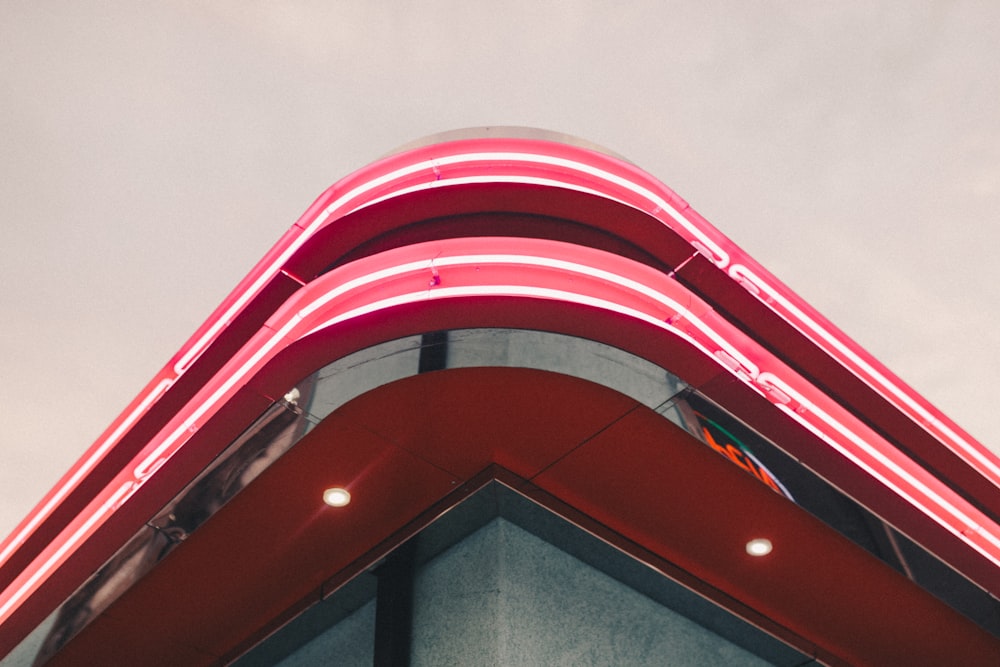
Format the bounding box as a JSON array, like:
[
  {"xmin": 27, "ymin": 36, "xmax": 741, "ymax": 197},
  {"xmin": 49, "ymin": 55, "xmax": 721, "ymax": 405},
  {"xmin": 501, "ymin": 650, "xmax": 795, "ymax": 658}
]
[
  {"xmin": 9, "ymin": 329, "xmax": 691, "ymax": 664},
  {"xmin": 11, "ymin": 328, "xmax": 999, "ymax": 665},
  {"xmin": 299, "ymin": 329, "xmax": 690, "ymax": 432}
]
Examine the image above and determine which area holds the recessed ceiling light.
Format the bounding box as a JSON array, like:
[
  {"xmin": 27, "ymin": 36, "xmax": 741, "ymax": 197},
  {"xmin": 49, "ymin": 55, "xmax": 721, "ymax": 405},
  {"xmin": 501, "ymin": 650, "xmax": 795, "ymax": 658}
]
[
  {"xmin": 746, "ymin": 538, "xmax": 773, "ymax": 556},
  {"xmin": 323, "ymin": 487, "xmax": 351, "ymax": 507}
]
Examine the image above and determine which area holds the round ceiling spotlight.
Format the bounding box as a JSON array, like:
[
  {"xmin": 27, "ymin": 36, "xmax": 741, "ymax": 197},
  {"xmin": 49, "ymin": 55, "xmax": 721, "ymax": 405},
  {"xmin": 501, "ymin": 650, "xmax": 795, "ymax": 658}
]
[
  {"xmin": 323, "ymin": 487, "xmax": 351, "ymax": 507},
  {"xmin": 745, "ymin": 538, "xmax": 773, "ymax": 557}
]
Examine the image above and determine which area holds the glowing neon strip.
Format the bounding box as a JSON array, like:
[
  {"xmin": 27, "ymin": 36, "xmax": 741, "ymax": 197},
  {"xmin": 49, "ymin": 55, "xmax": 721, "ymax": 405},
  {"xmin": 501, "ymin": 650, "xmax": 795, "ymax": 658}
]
[
  {"xmin": 6, "ymin": 137, "xmax": 999, "ymax": 637},
  {"xmin": 302, "ymin": 285, "xmax": 721, "ymax": 367},
  {"xmin": 172, "ymin": 146, "xmax": 729, "ymax": 375},
  {"xmin": 417, "ymin": 252, "xmax": 758, "ymax": 377},
  {"xmin": 2, "ymin": 243, "xmax": 724, "ymax": 625},
  {"xmin": 353, "ymin": 174, "xmax": 625, "ymax": 212},
  {"xmin": 0, "ymin": 377, "xmax": 173, "ymax": 568},
  {"xmin": 0, "ymin": 481, "xmax": 134, "ymax": 623},
  {"xmin": 3, "ymin": 238, "xmax": 999, "ymax": 631},
  {"xmin": 760, "ymin": 373, "xmax": 1000, "ymax": 554},
  {"xmin": 731, "ymin": 263, "xmax": 1000, "ymax": 487},
  {"xmin": 6, "ymin": 143, "xmax": 670, "ymax": 567},
  {"xmin": 154, "ymin": 139, "xmax": 1000, "ymax": 516},
  {"xmin": 322, "ymin": 148, "xmax": 1000, "ymax": 499}
]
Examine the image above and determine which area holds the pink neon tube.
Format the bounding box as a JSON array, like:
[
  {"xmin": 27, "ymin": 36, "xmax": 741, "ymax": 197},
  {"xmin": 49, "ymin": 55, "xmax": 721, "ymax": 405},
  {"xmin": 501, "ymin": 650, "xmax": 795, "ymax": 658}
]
[
  {"xmin": 2, "ymin": 237, "xmax": 999, "ymax": 629},
  {"xmin": 4, "ymin": 136, "xmax": 999, "ymax": 642},
  {"xmin": 6, "ymin": 137, "xmax": 996, "ymax": 582}
]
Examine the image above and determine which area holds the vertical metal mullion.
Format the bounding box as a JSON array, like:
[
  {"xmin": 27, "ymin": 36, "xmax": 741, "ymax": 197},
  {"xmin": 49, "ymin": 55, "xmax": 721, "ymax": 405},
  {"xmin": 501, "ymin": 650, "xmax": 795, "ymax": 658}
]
[
  {"xmin": 373, "ymin": 539, "xmax": 418, "ymax": 667},
  {"xmin": 418, "ymin": 331, "xmax": 449, "ymax": 374}
]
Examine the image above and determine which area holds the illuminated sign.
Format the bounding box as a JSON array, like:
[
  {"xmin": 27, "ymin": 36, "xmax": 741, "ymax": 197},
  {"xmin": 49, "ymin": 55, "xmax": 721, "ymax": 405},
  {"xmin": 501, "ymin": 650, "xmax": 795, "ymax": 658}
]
[{"xmin": 695, "ymin": 410, "xmax": 794, "ymax": 500}]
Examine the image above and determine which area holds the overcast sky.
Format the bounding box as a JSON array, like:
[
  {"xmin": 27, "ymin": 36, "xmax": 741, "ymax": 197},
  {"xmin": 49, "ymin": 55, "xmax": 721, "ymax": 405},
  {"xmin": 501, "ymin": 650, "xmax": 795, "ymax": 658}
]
[{"xmin": 2, "ymin": 1, "xmax": 999, "ymax": 540}]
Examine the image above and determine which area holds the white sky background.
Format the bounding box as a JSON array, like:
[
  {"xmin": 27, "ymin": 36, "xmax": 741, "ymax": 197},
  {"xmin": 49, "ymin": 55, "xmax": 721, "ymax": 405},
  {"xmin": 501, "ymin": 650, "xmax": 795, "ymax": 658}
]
[{"xmin": 1, "ymin": 1, "xmax": 998, "ymax": 540}]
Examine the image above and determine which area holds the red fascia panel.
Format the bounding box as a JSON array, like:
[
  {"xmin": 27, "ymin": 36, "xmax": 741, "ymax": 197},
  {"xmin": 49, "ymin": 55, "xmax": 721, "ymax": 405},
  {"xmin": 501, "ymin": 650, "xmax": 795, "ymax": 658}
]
[
  {"xmin": 188, "ymin": 138, "xmax": 1000, "ymax": 513},
  {"xmin": 46, "ymin": 369, "xmax": 1000, "ymax": 667},
  {"xmin": 4, "ymin": 237, "xmax": 1000, "ymax": 652},
  {"xmin": 281, "ymin": 182, "xmax": 695, "ymax": 278},
  {"xmin": 0, "ymin": 141, "xmax": 703, "ymax": 587},
  {"xmin": 531, "ymin": 403, "xmax": 1000, "ymax": 666},
  {"xmin": 300, "ymin": 370, "xmax": 1000, "ymax": 665},
  {"xmin": 0, "ymin": 241, "xmax": 732, "ymax": 652},
  {"xmin": 0, "ymin": 271, "xmax": 303, "ymax": 593},
  {"xmin": 8, "ymin": 135, "xmax": 995, "ymax": 591},
  {"xmin": 0, "ymin": 386, "xmax": 276, "ymax": 657},
  {"xmin": 4, "ymin": 135, "xmax": 1000, "ymax": 657},
  {"xmin": 288, "ymin": 138, "xmax": 1000, "ymax": 508},
  {"xmin": 698, "ymin": 373, "xmax": 1000, "ymax": 593},
  {"xmin": 677, "ymin": 252, "xmax": 1000, "ymax": 522}
]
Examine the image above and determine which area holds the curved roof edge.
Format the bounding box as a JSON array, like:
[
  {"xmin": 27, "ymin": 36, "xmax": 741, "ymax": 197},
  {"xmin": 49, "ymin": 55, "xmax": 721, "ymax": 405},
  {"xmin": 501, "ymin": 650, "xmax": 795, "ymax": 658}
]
[{"xmin": 3, "ymin": 130, "xmax": 999, "ymax": 665}]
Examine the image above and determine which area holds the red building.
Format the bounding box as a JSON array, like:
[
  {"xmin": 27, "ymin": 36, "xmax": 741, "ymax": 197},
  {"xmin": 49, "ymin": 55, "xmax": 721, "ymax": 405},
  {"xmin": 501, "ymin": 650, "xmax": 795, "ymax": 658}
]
[{"xmin": 1, "ymin": 129, "xmax": 999, "ymax": 665}]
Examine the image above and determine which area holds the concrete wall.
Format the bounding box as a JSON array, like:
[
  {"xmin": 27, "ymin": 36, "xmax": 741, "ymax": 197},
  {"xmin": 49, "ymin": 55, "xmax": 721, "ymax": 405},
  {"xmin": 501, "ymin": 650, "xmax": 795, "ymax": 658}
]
[
  {"xmin": 279, "ymin": 599, "xmax": 375, "ymax": 667},
  {"xmin": 281, "ymin": 518, "xmax": 774, "ymax": 666}
]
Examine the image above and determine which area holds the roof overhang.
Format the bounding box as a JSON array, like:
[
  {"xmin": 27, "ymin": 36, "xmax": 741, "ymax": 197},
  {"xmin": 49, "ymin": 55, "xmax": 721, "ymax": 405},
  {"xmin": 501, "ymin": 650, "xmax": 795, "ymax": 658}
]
[{"xmin": 3, "ymin": 130, "xmax": 999, "ymax": 665}]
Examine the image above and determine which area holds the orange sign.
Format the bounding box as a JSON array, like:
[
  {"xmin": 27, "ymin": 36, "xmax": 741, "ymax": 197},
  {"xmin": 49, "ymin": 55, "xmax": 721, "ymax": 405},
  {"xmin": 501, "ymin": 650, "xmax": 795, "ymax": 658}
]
[{"xmin": 696, "ymin": 412, "xmax": 793, "ymax": 500}]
